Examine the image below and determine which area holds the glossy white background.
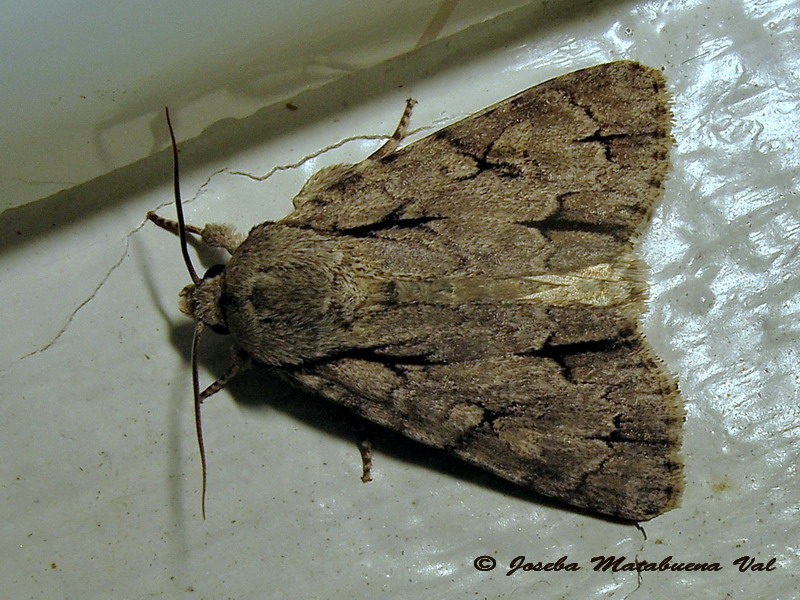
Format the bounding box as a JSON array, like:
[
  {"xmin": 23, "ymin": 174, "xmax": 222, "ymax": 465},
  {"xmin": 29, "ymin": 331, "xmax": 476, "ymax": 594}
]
[
  {"xmin": 0, "ymin": 0, "xmax": 529, "ymax": 209},
  {"xmin": 2, "ymin": 0, "xmax": 798, "ymax": 597}
]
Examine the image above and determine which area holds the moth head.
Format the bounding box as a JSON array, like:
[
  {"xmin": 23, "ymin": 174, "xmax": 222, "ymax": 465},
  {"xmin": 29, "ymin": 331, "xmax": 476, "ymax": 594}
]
[{"xmin": 179, "ymin": 264, "xmax": 230, "ymax": 335}]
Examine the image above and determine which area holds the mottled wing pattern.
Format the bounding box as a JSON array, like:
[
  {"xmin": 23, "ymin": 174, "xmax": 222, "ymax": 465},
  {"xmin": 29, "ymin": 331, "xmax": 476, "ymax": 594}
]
[
  {"xmin": 283, "ymin": 61, "xmax": 681, "ymax": 520},
  {"xmin": 287, "ymin": 61, "xmax": 671, "ymax": 246}
]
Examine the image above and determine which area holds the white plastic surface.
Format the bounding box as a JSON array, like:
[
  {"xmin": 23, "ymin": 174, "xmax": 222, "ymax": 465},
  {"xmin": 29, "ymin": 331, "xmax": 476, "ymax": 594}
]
[
  {"xmin": 2, "ymin": 0, "xmax": 799, "ymax": 597},
  {"xmin": 0, "ymin": 0, "xmax": 529, "ymax": 210}
]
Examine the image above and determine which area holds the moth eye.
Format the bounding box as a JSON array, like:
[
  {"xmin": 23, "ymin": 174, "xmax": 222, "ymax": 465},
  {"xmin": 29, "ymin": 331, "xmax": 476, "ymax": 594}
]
[
  {"xmin": 203, "ymin": 264, "xmax": 225, "ymax": 279},
  {"xmin": 209, "ymin": 322, "xmax": 230, "ymax": 335}
]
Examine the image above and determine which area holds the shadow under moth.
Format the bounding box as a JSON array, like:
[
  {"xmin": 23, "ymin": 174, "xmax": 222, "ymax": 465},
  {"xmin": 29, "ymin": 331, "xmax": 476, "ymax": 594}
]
[{"xmin": 149, "ymin": 61, "xmax": 683, "ymax": 521}]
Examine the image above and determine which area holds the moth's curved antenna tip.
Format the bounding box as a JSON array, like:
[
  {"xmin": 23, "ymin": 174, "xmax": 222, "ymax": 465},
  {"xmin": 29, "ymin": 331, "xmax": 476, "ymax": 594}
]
[{"xmin": 191, "ymin": 322, "xmax": 208, "ymax": 520}]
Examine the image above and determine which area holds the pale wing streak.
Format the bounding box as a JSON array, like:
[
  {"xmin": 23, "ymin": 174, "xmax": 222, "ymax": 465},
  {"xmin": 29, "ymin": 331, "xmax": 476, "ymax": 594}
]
[{"xmin": 358, "ymin": 260, "xmax": 643, "ymax": 309}]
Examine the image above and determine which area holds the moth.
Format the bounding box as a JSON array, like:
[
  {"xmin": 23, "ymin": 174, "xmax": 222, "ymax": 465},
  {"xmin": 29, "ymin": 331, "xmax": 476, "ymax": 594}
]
[{"xmin": 149, "ymin": 61, "xmax": 683, "ymax": 521}]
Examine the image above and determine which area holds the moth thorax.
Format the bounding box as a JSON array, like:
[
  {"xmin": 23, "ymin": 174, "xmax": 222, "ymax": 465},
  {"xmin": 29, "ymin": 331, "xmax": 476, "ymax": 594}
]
[{"xmin": 179, "ymin": 276, "xmax": 226, "ymax": 329}]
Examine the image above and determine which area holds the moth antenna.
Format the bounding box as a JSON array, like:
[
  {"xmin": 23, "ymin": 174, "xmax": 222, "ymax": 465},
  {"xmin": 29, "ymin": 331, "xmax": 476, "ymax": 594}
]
[
  {"xmin": 165, "ymin": 107, "xmax": 201, "ymax": 285},
  {"xmin": 191, "ymin": 322, "xmax": 208, "ymax": 519},
  {"xmin": 166, "ymin": 107, "xmax": 206, "ymax": 516}
]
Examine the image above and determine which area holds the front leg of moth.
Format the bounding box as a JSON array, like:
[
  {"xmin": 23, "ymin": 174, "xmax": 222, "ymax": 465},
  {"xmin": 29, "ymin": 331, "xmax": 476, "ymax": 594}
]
[
  {"xmin": 147, "ymin": 212, "xmax": 243, "ymax": 254},
  {"xmin": 147, "ymin": 210, "xmax": 202, "ymax": 237}
]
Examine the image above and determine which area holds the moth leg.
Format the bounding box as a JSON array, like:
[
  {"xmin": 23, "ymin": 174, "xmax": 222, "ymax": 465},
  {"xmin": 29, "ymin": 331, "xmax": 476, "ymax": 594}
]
[
  {"xmin": 147, "ymin": 211, "xmax": 202, "ymax": 237},
  {"xmin": 347, "ymin": 416, "xmax": 374, "ymax": 483},
  {"xmin": 199, "ymin": 349, "xmax": 252, "ymax": 402},
  {"xmin": 147, "ymin": 212, "xmax": 242, "ymax": 254},
  {"xmin": 367, "ymin": 97, "xmax": 418, "ymax": 160},
  {"xmin": 358, "ymin": 437, "xmax": 374, "ymax": 483},
  {"xmin": 291, "ymin": 98, "xmax": 417, "ymax": 210},
  {"xmin": 198, "ymin": 223, "xmax": 244, "ymax": 255}
]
